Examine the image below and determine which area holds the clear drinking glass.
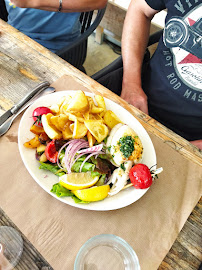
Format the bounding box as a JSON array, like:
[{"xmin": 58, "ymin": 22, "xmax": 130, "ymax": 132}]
[
  {"xmin": 0, "ymin": 226, "xmax": 23, "ymax": 270},
  {"xmin": 74, "ymin": 234, "xmax": 140, "ymax": 270}
]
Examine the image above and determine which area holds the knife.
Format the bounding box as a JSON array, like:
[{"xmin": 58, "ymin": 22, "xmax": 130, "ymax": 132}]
[{"xmin": 0, "ymin": 81, "xmax": 50, "ymax": 126}]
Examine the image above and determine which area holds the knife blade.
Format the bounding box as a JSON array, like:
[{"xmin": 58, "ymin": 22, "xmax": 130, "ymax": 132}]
[{"xmin": 0, "ymin": 81, "xmax": 50, "ymax": 126}]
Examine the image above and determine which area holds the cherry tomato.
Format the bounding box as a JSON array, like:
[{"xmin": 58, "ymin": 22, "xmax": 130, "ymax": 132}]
[
  {"xmin": 129, "ymin": 164, "xmax": 152, "ymax": 189},
  {"xmin": 45, "ymin": 140, "xmax": 58, "ymax": 163},
  {"xmin": 32, "ymin": 106, "xmax": 52, "ymax": 126}
]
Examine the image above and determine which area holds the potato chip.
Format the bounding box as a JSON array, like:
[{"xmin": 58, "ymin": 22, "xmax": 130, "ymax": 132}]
[
  {"xmin": 87, "ymin": 96, "xmax": 103, "ymax": 114},
  {"xmin": 91, "ymin": 105, "xmax": 104, "ymax": 114},
  {"xmin": 49, "ymin": 104, "xmax": 60, "ymax": 114},
  {"xmin": 41, "ymin": 113, "xmax": 62, "ymax": 139},
  {"xmin": 50, "ymin": 115, "xmax": 61, "ymax": 131},
  {"xmin": 67, "ymin": 90, "xmax": 89, "ymax": 113},
  {"xmin": 95, "ymin": 95, "xmax": 106, "ymax": 111},
  {"xmin": 103, "ymin": 110, "xmax": 122, "ymax": 129},
  {"xmin": 59, "ymin": 95, "xmax": 72, "ymax": 114},
  {"xmin": 60, "ymin": 101, "xmax": 70, "ymax": 114},
  {"xmin": 62, "ymin": 122, "xmax": 73, "ymax": 140},
  {"xmin": 87, "ymin": 96, "xmax": 94, "ymax": 105},
  {"xmin": 83, "ymin": 111, "xmax": 90, "ymax": 120},
  {"xmin": 50, "ymin": 114, "xmax": 70, "ymax": 131},
  {"xmin": 65, "ymin": 112, "xmax": 85, "ymax": 123},
  {"xmin": 84, "ymin": 120, "xmax": 108, "ymax": 143},
  {"xmin": 69, "ymin": 123, "xmax": 74, "ymax": 132},
  {"xmin": 89, "ymin": 114, "xmax": 97, "ymax": 120},
  {"xmin": 93, "ymin": 114, "xmax": 103, "ymax": 120},
  {"xmin": 57, "ymin": 114, "xmax": 70, "ymax": 130},
  {"xmin": 58, "ymin": 96, "xmax": 68, "ymax": 108},
  {"xmin": 43, "ymin": 91, "xmax": 121, "ymax": 142},
  {"xmin": 89, "ymin": 114, "xmax": 103, "ymax": 121},
  {"xmin": 87, "ymin": 130, "xmax": 96, "ymax": 147}
]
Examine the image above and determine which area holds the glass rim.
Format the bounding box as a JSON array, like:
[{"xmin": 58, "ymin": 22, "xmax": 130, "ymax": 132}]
[{"xmin": 74, "ymin": 234, "xmax": 140, "ymax": 270}]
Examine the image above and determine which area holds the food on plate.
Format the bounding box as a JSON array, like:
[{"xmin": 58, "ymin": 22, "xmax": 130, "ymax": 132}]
[
  {"xmin": 45, "ymin": 140, "xmax": 58, "ymax": 163},
  {"xmin": 107, "ymin": 161, "xmax": 134, "ymax": 196},
  {"xmin": 129, "ymin": 164, "xmax": 163, "ymax": 189},
  {"xmin": 23, "ymin": 90, "xmax": 161, "ymax": 204},
  {"xmin": 106, "ymin": 123, "xmax": 143, "ymax": 166},
  {"xmin": 129, "ymin": 164, "xmax": 152, "ymax": 189},
  {"xmin": 30, "ymin": 124, "xmax": 44, "ymax": 135},
  {"xmin": 24, "ymin": 135, "xmax": 41, "ymax": 148},
  {"xmin": 41, "ymin": 113, "xmax": 63, "ymax": 139},
  {"xmin": 59, "ymin": 172, "xmax": 100, "ymax": 191},
  {"xmin": 84, "ymin": 120, "xmax": 108, "ymax": 143},
  {"xmin": 103, "ymin": 110, "xmax": 122, "ymax": 129},
  {"xmin": 72, "ymin": 185, "xmax": 110, "ymax": 202},
  {"xmin": 32, "ymin": 106, "xmax": 53, "ymax": 126},
  {"xmin": 66, "ymin": 90, "xmax": 89, "ymax": 113}
]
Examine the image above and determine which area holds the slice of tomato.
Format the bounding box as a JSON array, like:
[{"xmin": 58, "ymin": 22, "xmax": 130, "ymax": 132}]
[{"xmin": 45, "ymin": 140, "xmax": 58, "ymax": 163}]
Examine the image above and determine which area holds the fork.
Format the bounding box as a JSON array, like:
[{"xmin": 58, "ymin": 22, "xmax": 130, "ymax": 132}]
[{"xmin": 0, "ymin": 87, "xmax": 55, "ymax": 136}]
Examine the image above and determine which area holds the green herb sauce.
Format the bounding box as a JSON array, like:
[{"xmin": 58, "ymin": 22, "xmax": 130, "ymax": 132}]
[
  {"xmin": 118, "ymin": 136, "xmax": 135, "ymax": 158},
  {"xmin": 120, "ymin": 163, "xmax": 126, "ymax": 171}
]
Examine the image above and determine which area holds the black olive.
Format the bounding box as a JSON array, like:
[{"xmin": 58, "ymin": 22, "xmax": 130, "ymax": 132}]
[{"xmin": 54, "ymin": 140, "xmax": 67, "ymax": 151}]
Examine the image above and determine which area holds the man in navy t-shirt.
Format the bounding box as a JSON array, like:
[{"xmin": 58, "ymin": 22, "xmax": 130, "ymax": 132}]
[
  {"xmin": 5, "ymin": 0, "xmax": 107, "ymax": 53},
  {"xmin": 99, "ymin": 0, "xmax": 202, "ymax": 149}
]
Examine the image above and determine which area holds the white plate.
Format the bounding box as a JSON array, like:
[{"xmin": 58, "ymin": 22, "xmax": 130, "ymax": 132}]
[{"xmin": 18, "ymin": 91, "xmax": 156, "ymax": 211}]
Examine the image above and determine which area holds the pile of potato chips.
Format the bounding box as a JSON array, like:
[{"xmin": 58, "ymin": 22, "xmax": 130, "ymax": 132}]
[{"xmin": 26, "ymin": 90, "xmax": 122, "ymax": 148}]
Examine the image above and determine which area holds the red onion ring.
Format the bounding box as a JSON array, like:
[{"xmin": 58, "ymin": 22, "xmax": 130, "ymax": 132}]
[
  {"xmin": 79, "ymin": 151, "xmax": 105, "ymax": 172},
  {"xmin": 56, "ymin": 139, "xmax": 106, "ymax": 174}
]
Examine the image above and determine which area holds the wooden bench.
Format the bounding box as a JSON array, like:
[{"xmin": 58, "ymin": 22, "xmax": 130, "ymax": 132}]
[{"xmin": 96, "ymin": 0, "xmax": 167, "ymax": 45}]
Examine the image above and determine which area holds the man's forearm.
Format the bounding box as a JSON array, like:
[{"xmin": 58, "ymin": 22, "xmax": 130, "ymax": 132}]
[
  {"xmin": 10, "ymin": 0, "xmax": 107, "ymax": 12},
  {"xmin": 122, "ymin": 0, "xmax": 157, "ymax": 88}
]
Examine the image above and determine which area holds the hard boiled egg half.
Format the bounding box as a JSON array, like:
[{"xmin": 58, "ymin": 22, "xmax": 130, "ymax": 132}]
[{"xmin": 106, "ymin": 123, "xmax": 143, "ymax": 167}]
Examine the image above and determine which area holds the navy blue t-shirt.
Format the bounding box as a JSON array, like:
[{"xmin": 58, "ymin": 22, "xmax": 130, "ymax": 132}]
[{"xmin": 143, "ymin": 0, "xmax": 202, "ymax": 140}]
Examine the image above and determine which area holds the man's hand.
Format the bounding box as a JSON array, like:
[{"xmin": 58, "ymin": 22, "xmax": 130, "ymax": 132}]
[
  {"xmin": 120, "ymin": 0, "xmax": 157, "ymax": 115},
  {"xmin": 121, "ymin": 84, "xmax": 149, "ymax": 114},
  {"xmin": 190, "ymin": 140, "xmax": 202, "ymax": 150}
]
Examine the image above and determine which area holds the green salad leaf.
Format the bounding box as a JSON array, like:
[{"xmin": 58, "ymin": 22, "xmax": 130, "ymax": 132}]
[
  {"xmin": 39, "ymin": 162, "xmax": 65, "ymax": 176},
  {"xmin": 51, "ymin": 183, "xmax": 72, "ymax": 197},
  {"xmin": 71, "ymin": 161, "xmax": 95, "ymax": 173},
  {"xmin": 96, "ymin": 174, "xmax": 106, "ymax": 186},
  {"xmin": 51, "ymin": 183, "xmax": 90, "ymax": 204}
]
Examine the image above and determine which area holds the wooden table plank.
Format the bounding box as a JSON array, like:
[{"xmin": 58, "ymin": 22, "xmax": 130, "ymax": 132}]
[
  {"xmin": 0, "ymin": 208, "xmax": 53, "ymax": 270},
  {"xmin": 159, "ymin": 198, "xmax": 202, "ymax": 270}
]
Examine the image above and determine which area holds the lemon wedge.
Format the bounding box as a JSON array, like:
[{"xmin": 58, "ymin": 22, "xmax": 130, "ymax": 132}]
[
  {"xmin": 72, "ymin": 185, "xmax": 110, "ymax": 202},
  {"xmin": 59, "ymin": 172, "xmax": 99, "ymax": 191},
  {"xmin": 84, "ymin": 120, "xmax": 108, "ymax": 143},
  {"xmin": 73, "ymin": 119, "xmax": 88, "ymax": 139}
]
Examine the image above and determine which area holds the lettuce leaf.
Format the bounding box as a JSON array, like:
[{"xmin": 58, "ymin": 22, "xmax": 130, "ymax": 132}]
[
  {"xmin": 51, "ymin": 183, "xmax": 90, "ymax": 204},
  {"xmin": 51, "ymin": 183, "xmax": 72, "ymax": 197},
  {"xmin": 39, "ymin": 162, "xmax": 65, "ymax": 176},
  {"xmin": 96, "ymin": 174, "xmax": 106, "ymax": 186},
  {"xmin": 71, "ymin": 161, "xmax": 95, "ymax": 173}
]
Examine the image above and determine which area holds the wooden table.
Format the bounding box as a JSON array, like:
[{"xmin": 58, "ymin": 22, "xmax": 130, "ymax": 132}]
[
  {"xmin": 0, "ymin": 208, "xmax": 53, "ymax": 270},
  {"xmin": 0, "ymin": 19, "xmax": 201, "ymax": 270}
]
